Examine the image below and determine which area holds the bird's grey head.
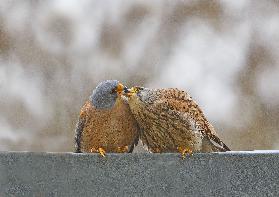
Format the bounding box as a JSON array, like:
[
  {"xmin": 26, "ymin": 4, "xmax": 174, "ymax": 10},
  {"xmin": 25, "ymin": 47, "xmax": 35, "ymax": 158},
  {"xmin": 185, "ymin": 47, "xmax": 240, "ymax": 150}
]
[{"xmin": 90, "ymin": 80, "xmax": 126, "ymax": 109}]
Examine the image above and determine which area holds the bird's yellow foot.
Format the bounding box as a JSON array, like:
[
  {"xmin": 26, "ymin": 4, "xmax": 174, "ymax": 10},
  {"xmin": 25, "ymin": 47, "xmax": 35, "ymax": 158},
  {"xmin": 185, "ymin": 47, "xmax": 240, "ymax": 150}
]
[
  {"xmin": 117, "ymin": 146, "xmax": 129, "ymax": 153},
  {"xmin": 90, "ymin": 147, "xmax": 106, "ymax": 157},
  {"xmin": 98, "ymin": 147, "xmax": 106, "ymax": 157},
  {"xmin": 177, "ymin": 147, "xmax": 193, "ymax": 160}
]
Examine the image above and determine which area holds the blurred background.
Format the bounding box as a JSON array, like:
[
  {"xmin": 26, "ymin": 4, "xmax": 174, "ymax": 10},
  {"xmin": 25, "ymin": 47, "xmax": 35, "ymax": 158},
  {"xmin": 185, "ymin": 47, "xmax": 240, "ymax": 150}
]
[{"xmin": 0, "ymin": 0, "xmax": 279, "ymax": 152}]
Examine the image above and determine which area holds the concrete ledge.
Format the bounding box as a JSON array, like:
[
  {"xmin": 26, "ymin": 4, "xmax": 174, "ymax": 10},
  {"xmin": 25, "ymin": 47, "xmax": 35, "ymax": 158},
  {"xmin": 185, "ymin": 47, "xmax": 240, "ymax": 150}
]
[{"xmin": 0, "ymin": 151, "xmax": 279, "ymax": 196}]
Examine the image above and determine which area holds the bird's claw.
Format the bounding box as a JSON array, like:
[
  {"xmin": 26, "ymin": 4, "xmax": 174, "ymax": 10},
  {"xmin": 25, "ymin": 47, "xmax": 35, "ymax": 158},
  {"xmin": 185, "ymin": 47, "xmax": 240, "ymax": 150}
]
[
  {"xmin": 98, "ymin": 147, "xmax": 106, "ymax": 157},
  {"xmin": 90, "ymin": 147, "xmax": 106, "ymax": 157},
  {"xmin": 177, "ymin": 147, "xmax": 193, "ymax": 160}
]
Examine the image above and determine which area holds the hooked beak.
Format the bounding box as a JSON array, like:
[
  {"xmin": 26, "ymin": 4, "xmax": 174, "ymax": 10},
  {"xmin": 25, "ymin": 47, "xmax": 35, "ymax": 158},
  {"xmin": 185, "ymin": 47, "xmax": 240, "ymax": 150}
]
[
  {"xmin": 123, "ymin": 86, "xmax": 143, "ymax": 97},
  {"xmin": 116, "ymin": 83, "xmax": 128, "ymax": 95}
]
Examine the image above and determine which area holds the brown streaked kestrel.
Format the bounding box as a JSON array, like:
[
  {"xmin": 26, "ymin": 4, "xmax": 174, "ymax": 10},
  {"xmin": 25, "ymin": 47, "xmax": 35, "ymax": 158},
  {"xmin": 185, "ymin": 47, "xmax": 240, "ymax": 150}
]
[
  {"xmin": 74, "ymin": 80, "xmax": 140, "ymax": 156},
  {"xmin": 124, "ymin": 86, "xmax": 230, "ymax": 159}
]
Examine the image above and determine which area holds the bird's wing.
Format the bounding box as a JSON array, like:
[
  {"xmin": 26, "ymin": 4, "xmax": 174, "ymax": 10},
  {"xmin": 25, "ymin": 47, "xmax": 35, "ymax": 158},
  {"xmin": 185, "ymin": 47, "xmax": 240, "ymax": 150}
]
[
  {"xmin": 74, "ymin": 116, "xmax": 86, "ymax": 153},
  {"xmin": 128, "ymin": 127, "xmax": 140, "ymax": 153},
  {"xmin": 152, "ymin": 88, "xmax": 230, "ymax": 151},
  {"xmin": 120, "ymin": 96, "xmax": 141, "ymax": 153},
  {"xmin": 74, "ymin": 101, "xmax": 91, "ymax": 153}
]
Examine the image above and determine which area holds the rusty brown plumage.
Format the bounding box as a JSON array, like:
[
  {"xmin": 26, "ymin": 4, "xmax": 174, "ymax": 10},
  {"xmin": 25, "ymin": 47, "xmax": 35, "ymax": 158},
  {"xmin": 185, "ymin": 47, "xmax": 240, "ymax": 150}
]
[
  {"xmin": 75, "ymin": 98, "xmax": 140, "ymax": 153},
  {"xmin": 125, "ymin": 87, "xmax": 230, "ymax": 154},
  {"xmin": 74, "ymin": 80, "xmax": 140, "ymax": 154}
]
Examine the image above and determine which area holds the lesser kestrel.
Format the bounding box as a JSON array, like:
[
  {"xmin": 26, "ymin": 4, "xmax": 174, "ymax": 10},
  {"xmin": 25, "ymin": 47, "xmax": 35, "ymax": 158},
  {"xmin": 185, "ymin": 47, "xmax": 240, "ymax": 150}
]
[
  {"xmin": 74, "ymin": 80, "xmax": 140, "ymax": 156},
  {"xmin": 124, "ymin": 86, "xmax": 230, "ymax": 158}
]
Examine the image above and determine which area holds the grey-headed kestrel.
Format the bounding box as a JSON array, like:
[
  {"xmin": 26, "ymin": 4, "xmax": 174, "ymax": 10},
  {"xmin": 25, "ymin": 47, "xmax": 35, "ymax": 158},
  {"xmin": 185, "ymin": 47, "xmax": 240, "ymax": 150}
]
[
  {"xmin": 124, "ymin": 86, "xmax": 230, "ymax": 158},
  {"xmin": 74, "ymin": 80, "xmax": 140, "ymax": 156}
]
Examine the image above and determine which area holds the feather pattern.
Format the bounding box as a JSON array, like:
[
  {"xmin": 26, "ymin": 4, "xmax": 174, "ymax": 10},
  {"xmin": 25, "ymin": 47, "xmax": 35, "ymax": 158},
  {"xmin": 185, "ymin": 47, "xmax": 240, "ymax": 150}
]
[{"xmin": 126, "ymin": 88, "xmax": 230, "ymax": 153}]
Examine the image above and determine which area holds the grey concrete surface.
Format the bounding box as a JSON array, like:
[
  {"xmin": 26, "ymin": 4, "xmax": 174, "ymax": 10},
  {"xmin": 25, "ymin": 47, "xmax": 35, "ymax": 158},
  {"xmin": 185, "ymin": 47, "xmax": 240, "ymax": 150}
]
[{"xmin": 0, "ymin": 151, "xmax": 279, "ymax": 197}]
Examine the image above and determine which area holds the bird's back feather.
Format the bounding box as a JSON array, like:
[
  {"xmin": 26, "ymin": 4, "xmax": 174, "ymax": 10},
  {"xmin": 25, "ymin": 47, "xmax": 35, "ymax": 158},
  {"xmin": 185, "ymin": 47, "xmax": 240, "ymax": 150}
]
[{"xmin": 129, "ymin": 88, "xmax": 230, "ymax": 152}]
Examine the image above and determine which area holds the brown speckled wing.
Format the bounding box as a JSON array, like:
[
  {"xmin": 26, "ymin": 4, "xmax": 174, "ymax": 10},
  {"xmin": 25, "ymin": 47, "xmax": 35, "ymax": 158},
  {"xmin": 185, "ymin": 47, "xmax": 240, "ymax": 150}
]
[
  {"xmin": 154, "ymin": 88, "xmax": 230, "ymax": 151},
  {"xmin": 74, "ymin": 101, "xmax": 91, "ymax": 153}
]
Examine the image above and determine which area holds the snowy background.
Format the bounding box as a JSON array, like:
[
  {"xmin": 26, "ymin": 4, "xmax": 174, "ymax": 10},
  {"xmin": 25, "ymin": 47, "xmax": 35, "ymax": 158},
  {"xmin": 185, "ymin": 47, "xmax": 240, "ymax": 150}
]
[{"xmin": 0, "ymin": 0, "xmax": 279, "ymax": 152}]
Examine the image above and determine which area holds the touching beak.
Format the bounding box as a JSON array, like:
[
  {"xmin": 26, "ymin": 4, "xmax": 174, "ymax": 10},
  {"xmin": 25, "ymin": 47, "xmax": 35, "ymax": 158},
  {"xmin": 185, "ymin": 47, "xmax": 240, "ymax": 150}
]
[
  {"xmin": 123, "ymin": 87, "xmax": 138, "ymax": 97},
  {"xmin": 116, "ymin": 83, "xmax": 127, "ymax": 94}
]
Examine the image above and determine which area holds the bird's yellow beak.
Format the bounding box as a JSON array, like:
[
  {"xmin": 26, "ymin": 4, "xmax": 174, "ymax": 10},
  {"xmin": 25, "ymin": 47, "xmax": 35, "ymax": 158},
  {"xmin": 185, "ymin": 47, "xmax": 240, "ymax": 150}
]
[
  {"xmin": 116, "ymin": 83, "xmax": 128, "ymax": 94},
  {"xmin": 123, "ymin": 86, "xmax": 143, "ymax": 97}
]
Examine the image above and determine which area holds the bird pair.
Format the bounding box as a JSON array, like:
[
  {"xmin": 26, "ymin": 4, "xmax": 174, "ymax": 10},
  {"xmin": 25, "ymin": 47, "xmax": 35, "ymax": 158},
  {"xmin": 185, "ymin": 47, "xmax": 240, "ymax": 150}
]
[{"xmin": 74, "ymin": 80, "xmax": 230, "ymax": 159}]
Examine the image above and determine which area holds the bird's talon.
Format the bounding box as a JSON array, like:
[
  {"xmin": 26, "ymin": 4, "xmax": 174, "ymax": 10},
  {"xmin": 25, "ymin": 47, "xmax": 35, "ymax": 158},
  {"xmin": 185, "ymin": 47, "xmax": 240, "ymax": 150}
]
[
  {"xmin": 98, "ymin": 147, "xmax": 106, "ymax": 157},
  {"xmin": 177, "ymin": 147, "xmax": 193, "ymax": 159}
]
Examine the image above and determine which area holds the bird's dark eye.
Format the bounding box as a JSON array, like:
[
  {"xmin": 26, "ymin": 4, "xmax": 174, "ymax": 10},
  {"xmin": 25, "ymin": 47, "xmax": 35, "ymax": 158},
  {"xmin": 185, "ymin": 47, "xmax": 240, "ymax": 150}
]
[{"xmin": 123, "ymin": 86, "xmax": 129, "ymax": 93}]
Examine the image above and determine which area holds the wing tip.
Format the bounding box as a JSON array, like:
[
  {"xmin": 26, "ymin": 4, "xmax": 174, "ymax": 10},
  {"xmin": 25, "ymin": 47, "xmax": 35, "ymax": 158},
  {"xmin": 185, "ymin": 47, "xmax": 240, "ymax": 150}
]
[{"xmin": 222, "ymin": 142, "xmax": 231, "ymax": 151}]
